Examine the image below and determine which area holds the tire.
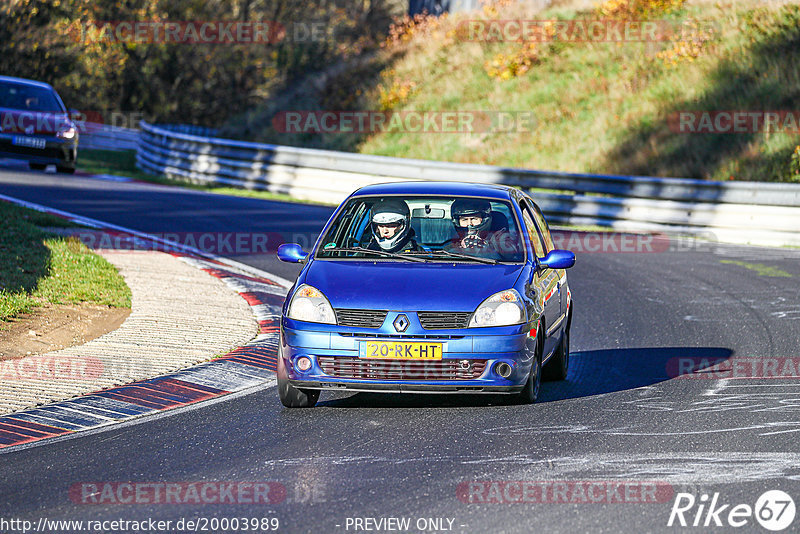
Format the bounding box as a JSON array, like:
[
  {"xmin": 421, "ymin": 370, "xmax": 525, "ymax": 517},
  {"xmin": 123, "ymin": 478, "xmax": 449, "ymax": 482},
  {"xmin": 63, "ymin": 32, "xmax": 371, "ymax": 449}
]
[
  {"xmin": 543, "ymin": 327, "xmax": 569, "ymax": 381},
  {"xmin": 28, "ymin": 163, "xmax": 47, "ymax": 171},
  {"xmin": 277, "ymin": 351, "xmax": 319, "ymax": 408},
  {"xmin": 56, "ymin": 165, "xmax": 76, "ymax": 174},
  {"xmin": 518, "ymin": 339, "xmax": 542, "ymax": 404}
]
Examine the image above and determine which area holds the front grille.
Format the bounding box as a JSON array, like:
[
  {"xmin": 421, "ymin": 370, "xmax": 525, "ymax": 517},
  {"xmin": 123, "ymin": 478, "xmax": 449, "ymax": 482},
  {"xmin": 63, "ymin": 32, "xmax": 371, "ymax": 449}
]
[
  {"xmin": 335, "ymin": 308, "xmax": 387, "ymax": 328},
  {"xmin": 418, "ymin": 311, "xmax": 472, "ymax": 330},
  {"xmin": 318, "ymin": 357, "xmax": 486, "ymax": 381},
  {"xmin": 338, "ymin": 333, "xmax": 463, "ymax": 340}
]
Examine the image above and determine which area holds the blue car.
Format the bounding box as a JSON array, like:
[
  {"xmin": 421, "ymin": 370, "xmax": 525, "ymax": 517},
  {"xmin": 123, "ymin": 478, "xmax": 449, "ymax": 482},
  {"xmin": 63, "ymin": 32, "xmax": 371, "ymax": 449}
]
[
  {"xmin": 0, "ymin": 76, "xmax": 79, "ymax": 173},
  {"xmin": 276, "ymin": 181, "xmax": 575, "ymax": 407}
]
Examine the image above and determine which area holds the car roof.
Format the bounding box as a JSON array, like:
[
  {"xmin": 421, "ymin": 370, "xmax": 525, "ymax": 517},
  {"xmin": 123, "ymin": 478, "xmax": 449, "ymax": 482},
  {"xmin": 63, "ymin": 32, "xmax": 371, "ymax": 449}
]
[
  {"xmin": 350, "ymin": 181, "xmax": 515, "ymax": 200},
  {"xmin": 0, "ymin": 75, "xmax": 55, "ymax": 90}
]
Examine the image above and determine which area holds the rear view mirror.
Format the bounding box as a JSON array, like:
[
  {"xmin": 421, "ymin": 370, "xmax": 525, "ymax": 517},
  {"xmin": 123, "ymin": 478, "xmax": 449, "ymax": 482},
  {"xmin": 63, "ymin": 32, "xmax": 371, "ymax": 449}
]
[
  {"xmin": 539, "ymin": 249, "xmax": 576, "ymax": 270},
  {"xmin": 277, "ymin": 243, "xmax": 308, "ymax": 263}
]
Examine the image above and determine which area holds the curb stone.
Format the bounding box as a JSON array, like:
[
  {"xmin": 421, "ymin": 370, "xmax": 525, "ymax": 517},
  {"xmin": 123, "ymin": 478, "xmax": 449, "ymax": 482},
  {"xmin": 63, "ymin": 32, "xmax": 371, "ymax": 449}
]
[{"xmin": 0, "ymin": 195, "xmax": 289, "ymax": 451}]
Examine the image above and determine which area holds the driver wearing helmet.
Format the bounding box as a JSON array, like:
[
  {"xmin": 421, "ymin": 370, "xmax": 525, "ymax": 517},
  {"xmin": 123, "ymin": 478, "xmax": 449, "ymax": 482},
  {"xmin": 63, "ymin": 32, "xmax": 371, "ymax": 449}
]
[
  {"xmin": 367, "ymin": 199, "xmax": 421, "ymax": 253},
  {"xmin": 446, "ymin": 198, "xmax": 517, "ymax": 259}
]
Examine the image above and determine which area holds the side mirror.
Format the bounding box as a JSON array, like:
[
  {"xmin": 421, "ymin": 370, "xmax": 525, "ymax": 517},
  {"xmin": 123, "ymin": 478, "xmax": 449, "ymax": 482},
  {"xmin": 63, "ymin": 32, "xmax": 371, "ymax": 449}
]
[
  {"xmin": 277, "ymin": 243, "xmax": 308, "ymax": 263},
  {"xmin": 539, "ymin": 249, "xmax": 576, "ymax": 270}
]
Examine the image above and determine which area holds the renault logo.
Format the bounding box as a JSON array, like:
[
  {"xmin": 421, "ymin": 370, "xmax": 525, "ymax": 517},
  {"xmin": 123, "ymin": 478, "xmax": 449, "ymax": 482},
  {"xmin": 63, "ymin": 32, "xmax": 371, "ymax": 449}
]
[{"xmin": 393, "ymin": 314, "xmax": 409, "ymax": 332}]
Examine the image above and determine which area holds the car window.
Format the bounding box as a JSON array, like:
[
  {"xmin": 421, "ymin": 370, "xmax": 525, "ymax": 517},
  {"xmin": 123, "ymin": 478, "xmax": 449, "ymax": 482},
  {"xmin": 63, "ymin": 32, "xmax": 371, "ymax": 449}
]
[
  {"xmin": 316, "ymin": 195, "xmax": 525, "ymax": 263},
  {"xmin": 323, "ymin": 199, "xmax": 372, "ymax": 254},
  {"xmin": 521, "ymin": 207, "xmax": 545, "ymax": 258},
  {"xmin": 0, "ymin": 82, "xmax": 64, "ymax": 112},
  {"xmin": 530, "ymin": 203, "xmax": 555, "ymax": 252}
]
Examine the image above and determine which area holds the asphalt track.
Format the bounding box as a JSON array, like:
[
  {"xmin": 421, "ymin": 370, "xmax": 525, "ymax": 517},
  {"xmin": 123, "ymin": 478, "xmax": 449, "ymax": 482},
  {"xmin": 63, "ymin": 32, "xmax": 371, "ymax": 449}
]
[{"xmin": 1, "ymin": 166, "xmax": 800, "ymax": 533}]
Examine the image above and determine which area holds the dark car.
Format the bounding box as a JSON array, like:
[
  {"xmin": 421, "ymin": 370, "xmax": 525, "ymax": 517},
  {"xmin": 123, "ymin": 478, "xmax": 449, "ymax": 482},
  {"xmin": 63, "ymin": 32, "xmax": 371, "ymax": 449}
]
[
  {"xmin": 276, "ymin": 181, "xmax": 576, "ymax": 408},
  {"xmin": 0, "ymin": 75, "xmax": 78, "ymax": 173}
]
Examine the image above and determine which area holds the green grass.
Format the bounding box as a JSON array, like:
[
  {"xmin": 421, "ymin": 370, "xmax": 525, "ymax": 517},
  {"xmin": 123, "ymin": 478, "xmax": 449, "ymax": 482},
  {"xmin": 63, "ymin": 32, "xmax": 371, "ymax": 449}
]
[
  {"xmin": 719, "ymin": 259, "xmax": 793, "ymax": 277},
  {"xmin": 78, "ymin": 149, "xmax": 142, "ymax": 178},
  {"xmin": 78, "ymin": 149, "xmax": 336, "ymax": 206},
  {"xmin": 0, "ymin": 202, "xmax": 131, "ymax": 322}
]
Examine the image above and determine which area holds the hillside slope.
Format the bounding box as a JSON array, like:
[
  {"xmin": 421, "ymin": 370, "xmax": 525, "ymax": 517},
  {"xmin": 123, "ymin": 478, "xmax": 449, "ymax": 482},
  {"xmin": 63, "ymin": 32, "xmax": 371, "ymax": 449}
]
[{"xmin": 222, "ymin": 0, "xmax": 800, "ymax": 182}]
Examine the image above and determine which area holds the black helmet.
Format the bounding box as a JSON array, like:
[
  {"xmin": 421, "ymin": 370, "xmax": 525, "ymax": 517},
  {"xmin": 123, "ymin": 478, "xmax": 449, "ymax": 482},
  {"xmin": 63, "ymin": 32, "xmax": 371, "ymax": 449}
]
[
  {"xmin": 451, "ymin": 198, "xmax": 492, "ymax": 233},
  {"xmin": 371, "ymin": 199, "xmax": 411, "ymax": 251}
]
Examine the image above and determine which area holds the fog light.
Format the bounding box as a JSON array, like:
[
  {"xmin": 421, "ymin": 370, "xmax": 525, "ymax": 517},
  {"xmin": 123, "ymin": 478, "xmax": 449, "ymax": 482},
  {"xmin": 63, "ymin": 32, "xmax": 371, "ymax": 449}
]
[
  {"xmin": 296, "ymin": 357, "xmax": 312, "ymax": 372},
  {"xmin": 494, "ymin": 362, "xmax": 512, "ymax": 378}
]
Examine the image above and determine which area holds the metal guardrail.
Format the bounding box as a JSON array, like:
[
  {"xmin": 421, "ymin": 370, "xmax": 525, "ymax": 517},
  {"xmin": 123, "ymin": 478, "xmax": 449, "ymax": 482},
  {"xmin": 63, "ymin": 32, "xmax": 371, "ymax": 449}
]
[
  {"xmin": 78, "ymin": 122, "xmax": 140, "ymax": 151},
  {"xmin": 77, "ymin": 122, "xmax": 214, "ymax": 151},
  {"xmin": 136, "ymin": 121, "xmax": 800, "ymax": 247},
  {"xmin": 155, "ymin": 123, "xmax": 219, "ymax": 137}
]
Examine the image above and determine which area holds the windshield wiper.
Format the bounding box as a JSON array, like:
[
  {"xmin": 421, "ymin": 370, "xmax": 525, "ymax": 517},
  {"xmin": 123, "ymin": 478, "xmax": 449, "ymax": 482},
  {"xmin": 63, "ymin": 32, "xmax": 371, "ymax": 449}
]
[
  {"xmin": 319, "ymin": 247, "xmax": 427, "ymax": 263},
  {"xmin": 409, "ymin": 250, "xmax": 499, "ymax": 265}
]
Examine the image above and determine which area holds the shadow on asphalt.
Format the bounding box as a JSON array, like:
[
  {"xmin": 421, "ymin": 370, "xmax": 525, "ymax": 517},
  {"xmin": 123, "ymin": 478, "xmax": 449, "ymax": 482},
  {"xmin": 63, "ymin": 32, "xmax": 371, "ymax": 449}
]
[{"xmin": 315, "ymin": 346, "xmax": 734, "ymax": 409}]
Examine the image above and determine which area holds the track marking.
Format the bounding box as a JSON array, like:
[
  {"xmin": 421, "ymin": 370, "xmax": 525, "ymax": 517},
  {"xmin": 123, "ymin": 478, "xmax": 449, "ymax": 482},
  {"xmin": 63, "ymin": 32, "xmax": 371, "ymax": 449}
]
[
  {"xmin": 0, "ymin": 378, "xmax": 276, "ymax": 455},
  {"xmin": 0, "ymin": 193, "xmax": 287, "ymax": 451}
]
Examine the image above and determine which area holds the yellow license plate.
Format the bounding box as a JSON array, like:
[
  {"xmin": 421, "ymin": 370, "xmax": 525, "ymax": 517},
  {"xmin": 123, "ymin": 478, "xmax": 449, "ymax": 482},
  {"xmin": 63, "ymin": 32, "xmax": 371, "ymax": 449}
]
[{"xmin": 363, "ymin": 341, "xmax": 443, "ymax": 360}]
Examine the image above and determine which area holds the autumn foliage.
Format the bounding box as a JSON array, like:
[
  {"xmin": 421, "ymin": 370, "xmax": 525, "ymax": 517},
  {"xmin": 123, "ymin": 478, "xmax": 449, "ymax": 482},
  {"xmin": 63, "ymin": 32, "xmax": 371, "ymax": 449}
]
[{"xmin": 0, "ymin": 0, "xmax": 397, "ymax": 126}]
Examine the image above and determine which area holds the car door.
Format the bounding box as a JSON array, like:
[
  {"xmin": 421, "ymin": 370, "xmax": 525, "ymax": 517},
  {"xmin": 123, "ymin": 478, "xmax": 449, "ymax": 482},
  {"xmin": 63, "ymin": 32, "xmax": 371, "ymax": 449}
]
[
  {"xmin": 519, "ymin": 200, "xmax": 561, "ymax": 360},
  {"xmin": 529, "ymin": 200, "xmax": 568, "ymax": 326}
]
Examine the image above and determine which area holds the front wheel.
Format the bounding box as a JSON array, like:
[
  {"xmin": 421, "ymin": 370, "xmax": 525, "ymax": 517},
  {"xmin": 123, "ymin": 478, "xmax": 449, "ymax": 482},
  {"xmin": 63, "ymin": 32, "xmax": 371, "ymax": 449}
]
[
  {"xmin": 277, "ymin": 352, "xmax": 319, "ymax": 408},
  {"xmin": 518, "ymin": 350, "xmax": 541, "ymax": 404},
  {"xmin": 543, "ymin": 327, "xmax": 569, "ymax": 381}
]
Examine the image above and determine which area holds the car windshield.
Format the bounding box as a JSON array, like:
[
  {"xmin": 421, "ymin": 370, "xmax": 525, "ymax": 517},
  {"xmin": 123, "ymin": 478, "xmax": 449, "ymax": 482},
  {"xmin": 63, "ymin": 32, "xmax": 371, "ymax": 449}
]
[
  {"xmin": 0, "ymin": 81, "xmax": 64, "ymax": 113},
  {"xmin": 316, "ymin": 195, "xmax": 525, "ymax": 263}
]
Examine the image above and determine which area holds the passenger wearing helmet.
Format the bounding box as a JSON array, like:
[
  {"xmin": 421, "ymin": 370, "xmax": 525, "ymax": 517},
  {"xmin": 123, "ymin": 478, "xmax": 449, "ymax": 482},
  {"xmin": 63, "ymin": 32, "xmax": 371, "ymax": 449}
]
[
  {"xmin": 449, "ymin": 198, "xmax": 493, "ymax": 249},
  {"xmin": 367, "ymin": 199, "xmax": 421, "ymax": 253},
  {"xmin": 446, "ymin": 198, "xmax": 518, "ymax": 259}
]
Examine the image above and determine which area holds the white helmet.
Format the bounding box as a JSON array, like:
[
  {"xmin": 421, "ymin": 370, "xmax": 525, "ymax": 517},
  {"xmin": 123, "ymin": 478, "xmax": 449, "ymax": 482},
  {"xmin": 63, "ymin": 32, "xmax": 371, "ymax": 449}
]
[{"xmin": 371, "ymin": 200, "xmax": 411, "ymax": 252}]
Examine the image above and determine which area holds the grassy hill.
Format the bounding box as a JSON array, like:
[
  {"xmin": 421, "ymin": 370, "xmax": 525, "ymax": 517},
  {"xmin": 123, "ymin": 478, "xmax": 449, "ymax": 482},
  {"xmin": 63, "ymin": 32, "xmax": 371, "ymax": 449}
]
[{"xmin": 220, "ymin": 0, "xmax": 800, "ymax": 182}]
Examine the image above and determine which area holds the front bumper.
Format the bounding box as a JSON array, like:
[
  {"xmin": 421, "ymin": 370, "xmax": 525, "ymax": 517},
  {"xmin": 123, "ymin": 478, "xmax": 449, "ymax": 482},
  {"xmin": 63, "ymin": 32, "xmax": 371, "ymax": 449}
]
[
  {"xmin": 281, "ymin": 319, "xmax": 537, "ymax": 394},
  {"xmin": 287, "ymin": 380, "xmax": 523, "ymax": 394},
  {"xmin": 0, "ymin": 133, "xmax": 77, "ymax": 167}
]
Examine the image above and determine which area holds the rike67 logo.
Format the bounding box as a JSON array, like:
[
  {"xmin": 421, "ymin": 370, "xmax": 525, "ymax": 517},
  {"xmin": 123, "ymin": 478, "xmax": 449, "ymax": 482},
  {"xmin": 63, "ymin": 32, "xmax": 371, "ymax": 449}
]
[{"xmin": 668, "ymin": 490, "xmax": 796, "ymax": 531}]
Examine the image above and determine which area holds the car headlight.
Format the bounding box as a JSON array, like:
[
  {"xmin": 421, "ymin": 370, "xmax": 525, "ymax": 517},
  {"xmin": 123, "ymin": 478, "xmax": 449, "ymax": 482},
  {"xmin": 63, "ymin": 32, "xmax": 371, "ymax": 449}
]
[
  {"xmin": 287, "ymin": 284, "xmax": 336, "ymax": 324},
  {"xmin": 56, "ymin": 123, "xmax": 77, "ymax": 140},
  {"xmin": 469, "ymin": 289, "xmax": 526, "ymax": 327}
]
